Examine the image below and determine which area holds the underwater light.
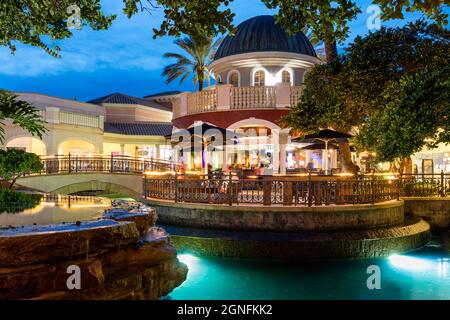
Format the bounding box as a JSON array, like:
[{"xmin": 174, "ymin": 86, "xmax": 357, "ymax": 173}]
[
  {"xmin": 178, "ymin": 253, "xmax": 199, "ymax": 269},
  {"xmin": 388, "ymin": 254, "xmax": 434, "ymax": 271}
]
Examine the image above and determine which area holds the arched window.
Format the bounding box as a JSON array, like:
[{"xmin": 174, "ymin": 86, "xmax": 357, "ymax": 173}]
[
  {"xmin": 253, "ymin": 70, "xmax": 265, "ymax": 87},
  {"xmin": 282, "ymin": 70, "xmax": 291, "ymax": 85},
  {"xmin": 228, "ymin": 71, "xmax": 240, "ymax": 87}
]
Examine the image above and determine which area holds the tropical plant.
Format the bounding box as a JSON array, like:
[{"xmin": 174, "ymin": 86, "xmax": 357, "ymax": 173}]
[
  {"xmin": 0, "ymin": 149, "xmax": 44, "ymax": 189},
  {"xmin": 0, "ymin": 90, "xmax": 47, "ymax": 144},
  {"xmin": 162, "ymin": 35, "xmax": 222, "ymax": 91}
]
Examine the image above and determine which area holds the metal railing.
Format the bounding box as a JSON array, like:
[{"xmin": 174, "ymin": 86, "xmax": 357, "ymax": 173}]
[
  {"xmin": 39, "ymin": 155, "xmax": 179, "ymax": 175},
  {"xmin": 143, "ymin": 171, "xmax": 450, "ymax": 206},
  {"xmin": 143, "ymin": 173, "xmax": 402, "ymax": 206},
  {"xmin": 398, "ymin": 172, "xmax": 450, "ymax": 197}
]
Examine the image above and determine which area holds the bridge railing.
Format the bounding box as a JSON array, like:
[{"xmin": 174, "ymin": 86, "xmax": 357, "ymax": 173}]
[
  {"xmin": 143, "ymin": 171, "xmax": 450, "ymax": 207},
  {"xmin": 39, "ymin": 155, "xmax": 179, "ymax": 175}
]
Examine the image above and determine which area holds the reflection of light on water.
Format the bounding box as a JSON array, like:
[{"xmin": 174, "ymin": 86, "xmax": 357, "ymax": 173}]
[
  {"xmin": 389, "ymin": 255, "xmax": 450, "ymax": 278},
  {"xmin": 437, "ymin": 258, "xmax": 450, "ymax": 278},
  {"xmin": 388, "ymin": 254, "xmax": 434, "ymax": 271},
  {"xmin": 178, "ymin": 253, "xmax": 199, "ymax": 270}
]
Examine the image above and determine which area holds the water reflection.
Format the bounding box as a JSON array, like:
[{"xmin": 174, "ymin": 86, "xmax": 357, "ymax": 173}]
[{"xmin": 0, "ymin": 195, "xmax": 110, "ymax": 226}]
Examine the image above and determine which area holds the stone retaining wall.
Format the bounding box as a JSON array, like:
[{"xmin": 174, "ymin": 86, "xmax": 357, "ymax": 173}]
[
  {"xmin": 144, "ymin": 199, "xmax": 405, "ymax": 231},
  {"xmin": 404, "ymin": 197, "xmax": 450, "ymax": 230},
  {"xmin": 170, "ymin": 216, "xmax": 430, "ymax": 259}
]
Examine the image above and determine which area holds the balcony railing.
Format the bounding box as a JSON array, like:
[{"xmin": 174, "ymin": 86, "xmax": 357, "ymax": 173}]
[
  {"xmin": 230, "ymin": 86, "xmax": 276, "ymax": 109},
  {"xmin": 187, "ymin": 88, "xmax": 217, "ymax": 114},
  {"xmin": 174, "ymin": 84, "xmax": 303, "ymax": 118}
]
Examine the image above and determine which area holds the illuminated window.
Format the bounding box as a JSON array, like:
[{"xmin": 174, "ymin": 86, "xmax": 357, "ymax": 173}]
[
  {"xmin": 253, "ymin": 70, "xmax": 265, "ymax": 86},
  {"xmin": 282, "ymin": 70, "xmax": 291, "ymax": 85}
]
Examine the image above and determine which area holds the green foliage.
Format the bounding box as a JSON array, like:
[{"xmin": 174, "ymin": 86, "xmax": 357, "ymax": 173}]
[
  {"xmin": 262, "ymin": 0, "xmax": 361, "ymax": 44},
  {"xmin": 0, "ymin": 149, "xmax": 44, "ymax": 189},
  {"xmin": 0, "ymin": 90, "xmax": 47, "ymax": 144},
  {"xmin": 282, "ymin": 21, "xmax": 449, "ymax": 164},
  {"xmin": 0, "ymin": 0, "xmax": 115, "ymax": 57},
  {"xmin": 162, "ymin": 35, "xmax": 222, "ymax": 91},
  {"xmin": 280, "ymin": 61, "xmax": 365, "ymax": 133},
  {"xmin": 0, "ymin": 189, "xmax": 42, "ymax": 214},
  {"xmin": 342, "ymin": 21, "xmax": 450, "ymax": 113},
  {"xmin": 123, "ymin": 0, "xmax": 236, "ymax": 41},
  {"xmin": 355, "ymin": 66, "xmax": 450, "ymax": 162},
  {"xmin": 373, "ymin": 0, "xmax": 449, "ymax": 26}
]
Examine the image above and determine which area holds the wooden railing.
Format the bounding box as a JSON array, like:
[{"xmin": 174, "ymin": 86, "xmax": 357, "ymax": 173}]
[
  {"xmin": 187, "ymin": 88, "xmax": 217, "ymax": 114},
  {"xmin": 230, "ymin": 86, "xmax": 276, "ymax": 109},
  {"xmin": 38, "ymin": 155, "xmax": 179, "ymax": 175}
]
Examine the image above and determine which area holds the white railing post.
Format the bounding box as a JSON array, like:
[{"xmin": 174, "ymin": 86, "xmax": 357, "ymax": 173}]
[
  {"xmin": 275, "ymin": 83, "xmax": 292, "ymax": 109},
  {"xmin": 177, "ymin": 92, "xmax": 189, "ymax": 117},
  {"xmin": 217, "ymin": 84, "xmax": 233, "ymax": 111}
]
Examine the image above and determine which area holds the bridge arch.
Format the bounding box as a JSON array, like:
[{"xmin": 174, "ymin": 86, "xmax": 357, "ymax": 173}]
[{"xmin": 51, "ymin": 180, "xmax": 139, "ymax": 199}]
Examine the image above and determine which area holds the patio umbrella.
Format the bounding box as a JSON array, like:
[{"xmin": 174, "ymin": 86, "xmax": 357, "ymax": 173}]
[
  {"xmin": 293, "ymin": 129, "xmax": 354, "ymax": 174},
  {"xmin": 169, "ymin": 123, "xmax": 242, "ymax": 171}
]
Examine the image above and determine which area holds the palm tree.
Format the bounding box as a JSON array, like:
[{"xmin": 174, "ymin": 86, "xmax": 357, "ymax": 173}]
[
  {"xmin": 302, "ymin": 27, "xmax": 326, "ymax": 63},
  {"xmin": 0, "ymin": 90, "xmax": 46, "ymax": 144},
  {"xmin": 162, "ymin": 35, "xmax": 222, "ymax": 91}
]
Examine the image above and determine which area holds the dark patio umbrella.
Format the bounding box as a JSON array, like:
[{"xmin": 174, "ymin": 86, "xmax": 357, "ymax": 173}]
[
  {"xmin": 293, "ymin": 129, "xmax": 354, "ymax": 174},
  {"xmin": 168, "ymin": 123, "xmax": 242, "ymax": 170}
]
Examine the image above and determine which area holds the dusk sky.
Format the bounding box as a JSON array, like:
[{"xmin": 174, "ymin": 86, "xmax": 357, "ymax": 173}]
[{"xmin": 0, "ymin": 0, "xmax": 434, "ymax": 102}]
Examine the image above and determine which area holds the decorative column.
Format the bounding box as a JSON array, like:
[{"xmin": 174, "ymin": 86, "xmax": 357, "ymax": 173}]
[
  {"xmin": 120, "ymin": 144, "xmax": 125, "ymax": 155},
  {"xmin": 279, "ymin": 131, "xmax": 289, "ymax": 175},
  {"xmin": 272, "ymin": 130, "xmax": 280, "ymax": 174},
  {"xmin": 222, "ymin": 145, "xmax": 228, "ymax": 172},
  {"xmin": 155, "ymin": 144, "xmax": 160, "ymax": 159}
]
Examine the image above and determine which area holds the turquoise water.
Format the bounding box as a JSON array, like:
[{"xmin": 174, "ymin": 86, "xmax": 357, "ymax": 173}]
[{"xmin": 169, "ymin": 233, "xmax": 450, "ymax": 300}]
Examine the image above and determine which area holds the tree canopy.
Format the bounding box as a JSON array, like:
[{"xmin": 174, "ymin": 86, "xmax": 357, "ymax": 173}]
[
  {"xmin": 2, "ymin": 1, "xmax": 448, "ymax": 57},
  {"xmin": 0, "ymin": 149, "xmax": 44, "ymax": 189},
  {"xmin": 0, "ymin": 0, "xmax": 115, "ymax": 57},
  {"xmin": 282, "ymin": 20, "xmax": 450, "ymax": 167}
]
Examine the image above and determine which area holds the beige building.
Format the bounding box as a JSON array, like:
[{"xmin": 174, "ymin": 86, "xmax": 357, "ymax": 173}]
[{"xmin": 2, "ymin": 92, "xmax": 177, "ymax": 161}]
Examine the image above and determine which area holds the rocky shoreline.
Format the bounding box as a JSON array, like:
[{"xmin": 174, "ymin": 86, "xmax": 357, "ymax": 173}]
[{"xmin": 0, "ymin": 199, "xmax": 188, "ymax": 300}]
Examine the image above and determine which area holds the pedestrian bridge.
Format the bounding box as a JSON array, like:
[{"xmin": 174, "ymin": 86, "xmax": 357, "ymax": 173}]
[{"xmin": 16, "ymin": 155, "xmax": 179, "ymax": 199}]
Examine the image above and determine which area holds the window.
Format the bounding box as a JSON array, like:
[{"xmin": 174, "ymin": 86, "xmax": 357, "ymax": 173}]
[
  {"xmin": 282, "ymin": 70, "xmax": 291, "ymax": 85},
  {"xmin": 253, "ymin": 70, "xmax": 265, "ymax": 87},
  {"xmin": 228, "ymin": 71, "xmax": 240, "ymax": 87}
]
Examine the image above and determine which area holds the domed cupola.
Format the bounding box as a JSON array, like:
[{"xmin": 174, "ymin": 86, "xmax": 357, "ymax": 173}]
[{"xmin": 214, "ymin": 15, "xmax": 317, "ymax": 61}]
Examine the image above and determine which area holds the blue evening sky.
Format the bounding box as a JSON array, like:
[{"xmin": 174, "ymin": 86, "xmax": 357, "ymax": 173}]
[{"xmin": 0, "ymin": 0, "xmax": 438, "ymax": 102}]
